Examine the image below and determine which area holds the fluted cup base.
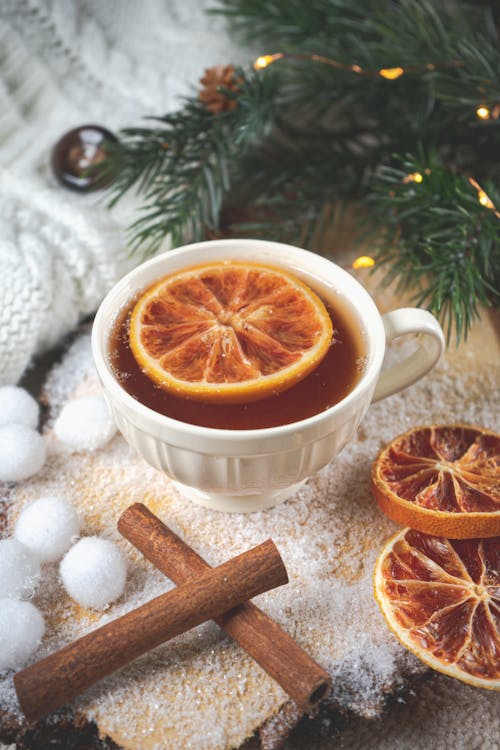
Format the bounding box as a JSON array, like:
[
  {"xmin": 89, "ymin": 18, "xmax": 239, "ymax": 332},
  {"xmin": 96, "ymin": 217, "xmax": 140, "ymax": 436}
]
[{"xmin": 173, "ymin": 480, "xmax": 307, "ymax": 513}]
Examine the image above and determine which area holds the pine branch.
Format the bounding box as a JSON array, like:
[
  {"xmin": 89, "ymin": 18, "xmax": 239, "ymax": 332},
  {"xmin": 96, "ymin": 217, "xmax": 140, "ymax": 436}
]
[
  {"xmin": 104, "ymin": 67, "xmax": 279, "ymax": 255},
  {"xmin": 212, "ymin": 0, "xmax": 496, "ymax": 53},
  {"xmin": 223, "ymin": 121, "xmax": 374, "ymax": 248},
  {"xmin": 211, "ymin": 0, "xmax": 355, "ymax": 49},
  {"xmin": 104, "ymin": 0, "xmax": 500, "ymax": 342},
  {"xmin": 214, "ymin": 0, "xmax": 500, "ymax": 137},
  {"xmin": 369, "ymin": 151, "xmax": 500, "ymax": 343}
]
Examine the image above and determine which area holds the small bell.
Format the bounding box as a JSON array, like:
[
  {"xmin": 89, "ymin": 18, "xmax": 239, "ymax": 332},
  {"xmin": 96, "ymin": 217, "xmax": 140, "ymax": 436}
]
[{"xmin": 51, "ymin": 125, "xmax": 117, "ymax": 191}]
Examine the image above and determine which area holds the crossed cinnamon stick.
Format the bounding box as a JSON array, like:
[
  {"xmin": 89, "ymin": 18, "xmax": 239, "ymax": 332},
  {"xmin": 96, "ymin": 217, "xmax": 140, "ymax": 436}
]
[{"xmin": 14, "ymin": 503, "xmax": 331, "ymax": 722}]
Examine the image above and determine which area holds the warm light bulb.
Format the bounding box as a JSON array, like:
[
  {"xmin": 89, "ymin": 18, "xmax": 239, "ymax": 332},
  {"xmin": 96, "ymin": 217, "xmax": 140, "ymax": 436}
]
[
  {"xmin": 352, "ymin": 256, "xmax": 375, "ymax": 269},
  {"xmin": 476, "ymin": 106, "xmax": 490, "ymax": 120},
  {"xmin": 403, "ymin": 172, "xmax": 424, "ymax": 184},
  {"xmin": 379, "ymin": 67, "xmax": 404, "ymax": 80},
  {"xmin": 478, "ymin": 190, "xmax": 494, "ymax": 209},
  {"xmin": 253, "ymin": 54, "xmax": 283, "ymax": 70}
]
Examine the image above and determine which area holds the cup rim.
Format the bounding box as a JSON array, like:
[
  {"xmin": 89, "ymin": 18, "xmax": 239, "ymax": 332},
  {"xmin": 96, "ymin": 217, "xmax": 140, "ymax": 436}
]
[{"xmin": 92, "ymin": 239, "xmax": 386, "ymax": 441}]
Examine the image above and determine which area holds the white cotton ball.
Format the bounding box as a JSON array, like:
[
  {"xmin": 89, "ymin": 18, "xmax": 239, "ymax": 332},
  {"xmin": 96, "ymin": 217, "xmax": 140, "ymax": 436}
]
[
  {"xmin": 0, "ymin": 598, "xmax": 45, "ymax": 670},
  {"xmin": 60, "ymin": 537, "xmax": 127, "ymax": 610},
  {"xmin": 14, "ymin": 496, "xmax": 81, "ymax": 563},
  {"xmin": 53, "ymin": 394, "xmax": 117, "ymax": 451},
  {"xmin": 0, "ymin": 386, "xmax": 39, "ymax": 429},
  {"xmin": 0, "ymin": 424, "xmax": 46, "ymax": 482},
  {"xmin": 0, "ymin": 538, "xmax": 41, "ymax": 598}
]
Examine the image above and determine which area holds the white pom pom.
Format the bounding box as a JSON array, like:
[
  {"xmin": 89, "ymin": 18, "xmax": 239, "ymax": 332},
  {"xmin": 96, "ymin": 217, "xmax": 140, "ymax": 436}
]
[
  {"xmin": 0, "ymin": 598, "xmax": 45, "ymax": 670},
  {"xmin": 53, "ymin": 394, "xmax": 117, "ymax": 451},
  {"xmin": 14, "ymin": 496, "xmax": 81, "ymax": 563},
  {"xmin": 0, "ymin": 539, "xmax": 41, "ymax": 598},
  {"xmin": 0, "ymin": 386, "xmax": 39, "ymax": 429},
  {"xmin": 0, "ymin": 424, "xmax": 46, "ymax": 482},
  {"xmin": 60, "ymin": 537, "xmax": 126, "ymax": 610}
]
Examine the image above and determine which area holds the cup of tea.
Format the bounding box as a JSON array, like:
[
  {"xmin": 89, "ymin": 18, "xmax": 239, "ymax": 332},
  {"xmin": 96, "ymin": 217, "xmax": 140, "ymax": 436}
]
[{"xmin": 92, "ymin": 239, "xmax": 444, "ymax": 512}]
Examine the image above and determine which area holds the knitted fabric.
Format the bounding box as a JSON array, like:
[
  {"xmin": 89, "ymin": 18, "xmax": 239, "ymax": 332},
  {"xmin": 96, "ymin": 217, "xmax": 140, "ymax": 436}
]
[
  {"xmin": 0, "ymin": 170, "xmax": 129, "ymax": 384},
  {"xmin": 0, "ymin": 0, "xmax": 249, "ymax": 385}
]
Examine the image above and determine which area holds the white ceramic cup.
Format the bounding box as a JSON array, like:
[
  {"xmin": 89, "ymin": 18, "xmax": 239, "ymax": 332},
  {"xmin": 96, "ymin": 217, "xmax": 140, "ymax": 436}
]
[{"xmin": 92, "ymin": 239, "xmax": 444, "ymax": 513}]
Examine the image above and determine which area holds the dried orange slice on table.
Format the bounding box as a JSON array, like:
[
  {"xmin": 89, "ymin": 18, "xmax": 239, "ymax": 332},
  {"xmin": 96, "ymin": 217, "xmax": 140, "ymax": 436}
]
[
  {"xmin": 372, "ymin": 425, "xmax": 500, "ymax": 539},
  {"xmin": 129, "ymin": 261, "xmax": 333, "ymax": 403},
  {"xmin": 374, "ymin": 527, "xmax": 500, "ymax": 689}
]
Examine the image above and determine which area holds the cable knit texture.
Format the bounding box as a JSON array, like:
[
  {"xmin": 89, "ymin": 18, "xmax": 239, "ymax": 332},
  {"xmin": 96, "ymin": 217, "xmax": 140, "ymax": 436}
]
[
  {"xmin": 0, "ymin": 0, "xmax": 248, "ymax": 385},
  {"xmin": 0, "ymin": 169, "xmax": 130, "ymax": 383}
]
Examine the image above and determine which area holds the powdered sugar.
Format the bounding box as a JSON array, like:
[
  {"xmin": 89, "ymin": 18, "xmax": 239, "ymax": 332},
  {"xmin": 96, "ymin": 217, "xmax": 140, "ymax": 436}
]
[{"xmin": 1, "ymin": 329, "xmax": 498, "ymax": 750}]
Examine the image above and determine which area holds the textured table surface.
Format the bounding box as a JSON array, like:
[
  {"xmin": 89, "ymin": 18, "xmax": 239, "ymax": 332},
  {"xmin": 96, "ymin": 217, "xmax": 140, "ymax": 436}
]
[{"xmin": 1, "ymin": 262, "xmax": 498, "ymax": 750}]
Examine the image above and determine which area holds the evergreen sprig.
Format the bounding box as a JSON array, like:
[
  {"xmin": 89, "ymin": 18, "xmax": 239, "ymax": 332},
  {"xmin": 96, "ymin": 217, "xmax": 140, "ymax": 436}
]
[
  {"xmin": 370, "ymin": 152, "xmax": 500, "ymax": 343},
  {"xmin": 105, "ymin": 67, "xmax": 278, "ymax": 256},
  {"xmin": 105, "ymin": 0, "xmax": 500, "ymax": 341}
]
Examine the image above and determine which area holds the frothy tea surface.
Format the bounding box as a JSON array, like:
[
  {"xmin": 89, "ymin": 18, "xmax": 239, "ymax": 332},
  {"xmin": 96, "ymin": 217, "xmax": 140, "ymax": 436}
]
[{"xmin": 109, "ymin": 287, "xmax": 367, "ymax": 430}]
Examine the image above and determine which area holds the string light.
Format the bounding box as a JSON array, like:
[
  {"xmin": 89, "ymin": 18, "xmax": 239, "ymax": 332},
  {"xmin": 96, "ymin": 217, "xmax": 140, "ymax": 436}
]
[
  {"xmin": 352, "ymin": 255, "xmax": 375, "ymax": 269},
  {"xmin": 475, "ymin": 103, "xmax": 500, "ymax": 121},
  {"xmin": 468, "ymin": 177, "xmax": 500, "ymax": 218},
  {"xmin": 478, "ymin": 191, "xmax": 493, "ymax": 208},
  {"xmin": 253, "ymin": 52, "xmax": 462, "ymax": 78},
  {"xmin": 254, "ymin": 51, "xmax": 499, "ymax": 221},
  {"xmin": 476, "ymin": 106, "xmax": 490, "ymax": 120},
  {"xmin": 352, "ymin": 174, "xmax": 498, "ymax": 274},
  {"xmin": 254, "ymin": 54, "xmax": 284, "ymax": 69},
  {"xmin": 378, "ymin": 67, "xmax": 404, "ymax": 80},
  {"xmin": 402, "ymin": 170, "xmax": 500, "ymax": 220},
  {"xmin": 253, "ymin": 52, "xmax": 366, "ymax": 74},
  {"xmin": 253, "ymin": 52, "xmax": 500, "ymax": 125},
  {"xmin": 403, "ymin": 172, "xmax": 423, "ymax": 183}
]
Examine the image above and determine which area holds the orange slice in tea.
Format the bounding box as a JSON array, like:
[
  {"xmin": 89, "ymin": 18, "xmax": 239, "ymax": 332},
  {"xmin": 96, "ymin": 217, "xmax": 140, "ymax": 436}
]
[
  {"xmin": 129, "ymin": 261, "xmax": 333, "ymax": 403},
  {"xmin": 372, "ymin": 425, "xmax": 500, "ymax": 539},
  {"xmin": 374, "ymin": 527, "xmax": 500, "ymax": 690}
]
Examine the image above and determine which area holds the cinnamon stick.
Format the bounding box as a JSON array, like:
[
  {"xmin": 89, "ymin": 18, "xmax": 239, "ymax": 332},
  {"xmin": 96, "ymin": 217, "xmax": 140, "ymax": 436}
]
[
  {"xmin": 14, "ymin": 538, "xmax": 287, "ymax": 723},
  {"xmin": 118, "ymin": 503, "xmax": 332, "ymax": 711}
]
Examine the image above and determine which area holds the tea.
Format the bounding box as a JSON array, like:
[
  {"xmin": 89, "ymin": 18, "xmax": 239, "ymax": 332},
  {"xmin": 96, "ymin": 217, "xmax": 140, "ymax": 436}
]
[{"xmin": 109, "ymin": 284, "xmax": 367, "ymax": 430}]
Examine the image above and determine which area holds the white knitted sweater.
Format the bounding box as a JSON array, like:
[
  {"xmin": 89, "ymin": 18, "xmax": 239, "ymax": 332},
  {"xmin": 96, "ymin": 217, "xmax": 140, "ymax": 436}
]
[{"xmin": 0, "ymin": 0, "xmax": 248, "ymax": 384}]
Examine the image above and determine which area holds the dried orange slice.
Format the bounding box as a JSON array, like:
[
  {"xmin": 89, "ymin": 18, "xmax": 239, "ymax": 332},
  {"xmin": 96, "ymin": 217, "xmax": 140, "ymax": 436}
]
[
  {"xmin": 374, "ymin": 527, "xmax": 500, "ymax": 690},
  {"xmin": 372, "ymin": 425, "xmax": 500, "ymax": 539},
  {"xmin": 129, "ymin": 261, "xmax": 333, "ymax": 404}
]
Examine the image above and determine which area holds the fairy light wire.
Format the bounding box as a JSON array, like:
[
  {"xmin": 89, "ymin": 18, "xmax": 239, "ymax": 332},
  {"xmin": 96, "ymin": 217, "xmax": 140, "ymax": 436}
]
[
  {"xmin": 254, "ymin": 53, "xmax": 499, "ymax": 120},
  {"xmin": 254, "ymin": 52, "xmax": 500, "ymax": 230},
  {"xmin": 350, "ymin": 173, "xmax": 499, "ymax": 271},
  {"xmin": 349, "ymin": 173, "xmax": 500, "ymax": 269},
  {"xmin": 467, "ymin": 177, "xmax": 500, "ymax": 219},
  {"xmin": 253, "ymin": 52, "xmax": 462, "ymax": 80},
  {"xmin": 404, "ymin": 171, "xmax": 500, "ymax": 219}
]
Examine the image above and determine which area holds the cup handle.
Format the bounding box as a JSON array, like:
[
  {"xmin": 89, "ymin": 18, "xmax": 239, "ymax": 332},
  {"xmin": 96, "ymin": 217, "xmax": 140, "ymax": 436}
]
[{"xmin": 372, "ymin": 308, "xmax": 445, "ymax": 403}]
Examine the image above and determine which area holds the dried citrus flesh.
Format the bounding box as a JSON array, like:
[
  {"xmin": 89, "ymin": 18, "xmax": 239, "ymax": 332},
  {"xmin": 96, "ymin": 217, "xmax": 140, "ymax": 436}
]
[
  {"xmin": 374, "ymin": 527, "xmax": 500, "ymax": 689},
  {"xmin": 129, "ymin": 261, "xmax": 333, "ymax": 404},
  {"xmin": 372, "ymin": 425, "xmax": 500, "ymax": 539}
]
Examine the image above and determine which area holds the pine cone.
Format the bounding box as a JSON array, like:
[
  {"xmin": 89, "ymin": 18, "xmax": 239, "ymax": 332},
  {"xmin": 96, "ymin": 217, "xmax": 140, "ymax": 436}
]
[{"xmin": 198, "ymin": 65, "xmax": 241, "ymax": 113}]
